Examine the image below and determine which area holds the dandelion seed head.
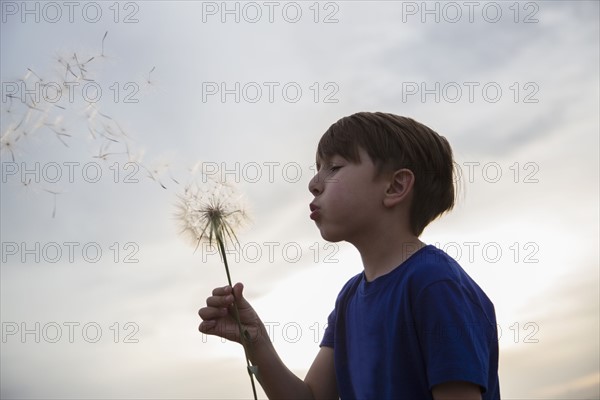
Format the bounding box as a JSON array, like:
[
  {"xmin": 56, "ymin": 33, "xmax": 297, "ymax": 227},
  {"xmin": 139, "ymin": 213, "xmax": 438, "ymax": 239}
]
[{"xmin": 175, "ymin": 177, "xmax": 249, "ymax": 251}]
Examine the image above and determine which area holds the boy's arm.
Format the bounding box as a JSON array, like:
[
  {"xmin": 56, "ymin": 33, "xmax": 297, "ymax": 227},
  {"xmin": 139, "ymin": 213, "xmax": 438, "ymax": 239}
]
[
  {"xmin": 199, "ymin": 283, "xmax": 337, "ymax": 399},
  {"xmin": 432, "ymin": 381, "xmax": 482, "ymax": 400},
  {"xmin": 305, "ymin": 347, "xmax": 338, "ymax": 399},
  {"xmin": 251, "ymin": 340, "xmax": 338, "ymax": 399}
]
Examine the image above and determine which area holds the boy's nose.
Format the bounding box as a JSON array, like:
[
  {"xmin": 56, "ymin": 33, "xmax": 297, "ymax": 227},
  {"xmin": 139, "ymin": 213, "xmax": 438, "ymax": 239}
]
[{"xmin": 308, "ymin": 174, "xmax": 322, "ymax": 196}]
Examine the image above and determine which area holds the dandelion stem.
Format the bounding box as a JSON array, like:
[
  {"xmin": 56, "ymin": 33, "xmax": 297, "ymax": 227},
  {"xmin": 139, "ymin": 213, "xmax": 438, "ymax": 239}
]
[{"xmin": 217, "ymin": 235, "xmax": 258, "ymax": 400}]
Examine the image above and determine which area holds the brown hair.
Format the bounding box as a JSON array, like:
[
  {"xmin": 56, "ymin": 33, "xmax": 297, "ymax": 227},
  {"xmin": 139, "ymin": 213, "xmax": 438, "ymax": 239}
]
[{"xmin": 316, "ymin": 112, "xmax": 456, "ymax": 236}]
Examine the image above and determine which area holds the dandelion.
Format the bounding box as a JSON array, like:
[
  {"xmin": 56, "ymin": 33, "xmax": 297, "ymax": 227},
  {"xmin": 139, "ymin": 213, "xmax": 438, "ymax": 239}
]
[
  {"xmin": 177, "ymin": 178, "xmax": 248, "ymax": 250},
  {"xmin": 175, "ymin": 177, "xmax": 258, "ymax": 400}
]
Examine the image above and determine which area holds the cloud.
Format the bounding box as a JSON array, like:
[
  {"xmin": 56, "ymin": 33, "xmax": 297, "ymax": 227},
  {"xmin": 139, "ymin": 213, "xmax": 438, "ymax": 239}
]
[{"xmin": 499, "ymin": 261, "xmax": 599, "ymax": 398}]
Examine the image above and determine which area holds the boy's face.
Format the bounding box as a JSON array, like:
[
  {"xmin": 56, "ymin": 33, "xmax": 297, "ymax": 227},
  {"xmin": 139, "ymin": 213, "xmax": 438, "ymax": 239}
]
[{"xmin": 308, "ymin": 147, "xmax": 390, "ymax": 244}]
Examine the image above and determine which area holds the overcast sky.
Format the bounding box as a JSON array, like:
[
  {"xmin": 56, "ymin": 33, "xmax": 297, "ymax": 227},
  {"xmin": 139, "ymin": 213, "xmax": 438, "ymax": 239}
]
[{"xmin": 1, "ymin": 1, "xmax": 599, "ymax": 399}]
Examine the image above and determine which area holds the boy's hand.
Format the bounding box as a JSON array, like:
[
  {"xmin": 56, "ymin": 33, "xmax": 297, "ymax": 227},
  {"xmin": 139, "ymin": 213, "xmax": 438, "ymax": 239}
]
[
  {"xmin": 200, "ymin": 283, "xmax": 329, "ymax": 399},
  {"xmin": 198, "ymin": 283, "xmax": 264, "ymax": 345}
]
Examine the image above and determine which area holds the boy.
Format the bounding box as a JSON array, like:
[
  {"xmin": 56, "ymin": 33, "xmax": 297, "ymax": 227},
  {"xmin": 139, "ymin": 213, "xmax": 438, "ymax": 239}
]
[{"xmin": 199, "ymin": 112, "xmax": 500, "ymax": 399}]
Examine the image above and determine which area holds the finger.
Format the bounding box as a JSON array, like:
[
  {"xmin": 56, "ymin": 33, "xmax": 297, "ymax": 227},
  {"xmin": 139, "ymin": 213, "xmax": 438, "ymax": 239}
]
[
  {"xmin": 198, "ymin": 306, "xmax": 228, "ymax": 321},
  {"xmin": 199, "ymin": 320, "xmax": 216, "ymax": 333},
  {"xmin": 212, "ymin": 285, "xmax": 232, "ymax": 296},
  {"xmin": 206, "ymin": 294, "xmax": 234, "ymax": 308},
  {"xmin": 199, "ymin": 320, "xmax": 240, "ymax": 343}
]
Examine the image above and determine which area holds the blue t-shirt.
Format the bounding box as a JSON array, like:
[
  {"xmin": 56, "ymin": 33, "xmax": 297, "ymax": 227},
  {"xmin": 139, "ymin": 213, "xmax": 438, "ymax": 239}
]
[{"xmin": 321, "ymin": 245, "xmax": 500, "ymax": 400}]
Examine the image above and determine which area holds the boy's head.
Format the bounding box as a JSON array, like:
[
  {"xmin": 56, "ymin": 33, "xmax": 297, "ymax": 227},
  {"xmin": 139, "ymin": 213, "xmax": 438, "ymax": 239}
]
[{"xmin": 315, "ymin": 112, "xmax": 456, "ymax": 237}]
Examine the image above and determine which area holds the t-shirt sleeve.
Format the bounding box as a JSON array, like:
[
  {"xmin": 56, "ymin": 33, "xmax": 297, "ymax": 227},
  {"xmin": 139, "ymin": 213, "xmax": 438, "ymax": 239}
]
[
  {"xmin": 413, "ymin": 279, "xmax": 494, "ymax": 393},
  {"xmin": 320, "ymin": 308, "xmax": 336, "ymax": 348}
]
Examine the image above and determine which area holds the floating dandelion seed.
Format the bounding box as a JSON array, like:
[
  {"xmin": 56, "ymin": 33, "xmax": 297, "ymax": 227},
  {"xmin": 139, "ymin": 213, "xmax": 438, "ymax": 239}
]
[
  {"xmin": 1, "ymin": 129, "xmax": 20, "ymax": 162},
  {"xmin": 147, "ymin": 66, "xmax": 156, "ymax": 86},
  {"xmin": 43, "ymin": 189, "xmax": 61, "ymax": 218},
  {"xmin": 43, "ymin": 117, "xmax": 71, "ymax": 147},
  {"xmin": 100, "ymin": 31, "xmax": 108, "ymax": 58},
  {"xmin": 3, "ymin": 94, "xmax": 15, "ymax": 115},
  {"xmin": 2, "ymin": 31, "xmax": 163, "ymax": 219},
  {"xmin": 12, "ymin": 109, "xmax": 31, "ymax": 132},
  {"xmin": 25, "ymin": 67, "xmax": 43, "ymax": 82},
  {"xmin": 175, "ymin": 177, "xmax": 257, "ymax": 400}
]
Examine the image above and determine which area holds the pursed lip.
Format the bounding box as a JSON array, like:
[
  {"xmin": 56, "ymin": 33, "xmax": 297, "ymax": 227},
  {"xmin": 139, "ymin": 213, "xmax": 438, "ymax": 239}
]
[{"xmin": 309, "ymin": 203, "xmax": 320, "ymax": 220}]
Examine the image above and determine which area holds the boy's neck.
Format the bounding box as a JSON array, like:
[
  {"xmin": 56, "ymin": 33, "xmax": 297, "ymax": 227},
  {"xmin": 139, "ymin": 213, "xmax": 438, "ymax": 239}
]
[{"xmin": 355, "ymin": 233, "xmax": 425, "ymax": 282}]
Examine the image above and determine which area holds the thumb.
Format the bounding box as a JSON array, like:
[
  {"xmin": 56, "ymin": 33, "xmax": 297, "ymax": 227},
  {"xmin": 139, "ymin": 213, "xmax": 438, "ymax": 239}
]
[{"xmin": 232, "ymin": 282, "xmax": 251, "ymax": 309}]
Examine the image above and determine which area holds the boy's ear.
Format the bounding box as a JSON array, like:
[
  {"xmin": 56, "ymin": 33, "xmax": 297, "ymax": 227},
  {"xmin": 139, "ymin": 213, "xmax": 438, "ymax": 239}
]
[{"xmin": 383, "ymin": 169, "xmax": 414, "ymax": 208}]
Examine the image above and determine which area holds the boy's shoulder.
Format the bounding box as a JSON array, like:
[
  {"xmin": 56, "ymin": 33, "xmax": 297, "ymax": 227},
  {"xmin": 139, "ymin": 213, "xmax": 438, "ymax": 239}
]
[
  {"xmin": 405, "ymin": 245, "xmax": 497, "ymax": 323},
  {"xmin": 403, "ymin": 244, "xmax": 468, "ymax": 289}
]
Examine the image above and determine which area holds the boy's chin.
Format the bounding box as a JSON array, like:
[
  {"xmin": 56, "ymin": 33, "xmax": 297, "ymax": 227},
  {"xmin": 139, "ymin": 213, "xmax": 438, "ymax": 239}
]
[{"xmin": 318, "ymin": 228, "xmax": 345, "ymax": 243}]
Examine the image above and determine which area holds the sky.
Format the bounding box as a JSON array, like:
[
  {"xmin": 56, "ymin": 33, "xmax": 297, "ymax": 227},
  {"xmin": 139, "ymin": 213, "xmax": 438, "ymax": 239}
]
[{"xmin": 0, "ymin": 1, "xmax": 599, "ymax": 399}]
